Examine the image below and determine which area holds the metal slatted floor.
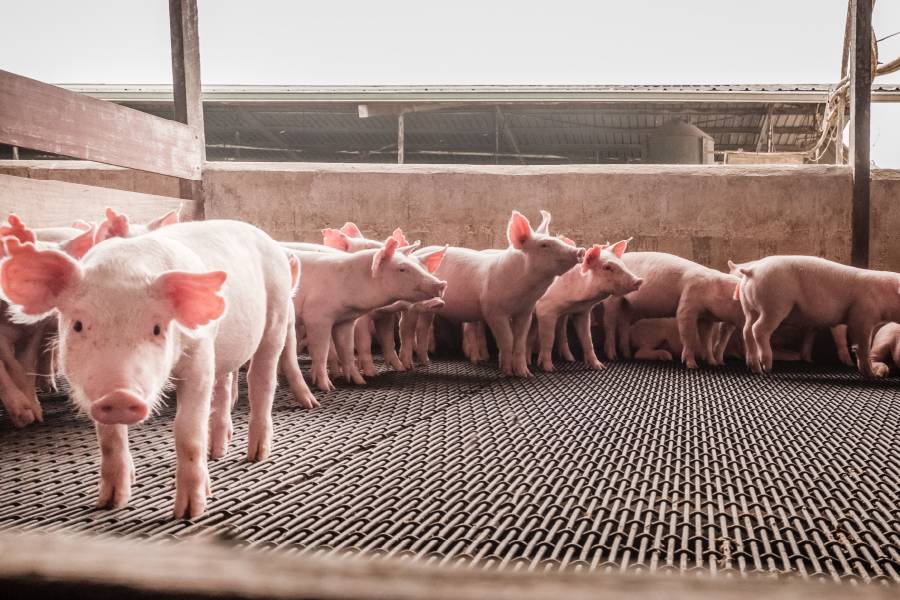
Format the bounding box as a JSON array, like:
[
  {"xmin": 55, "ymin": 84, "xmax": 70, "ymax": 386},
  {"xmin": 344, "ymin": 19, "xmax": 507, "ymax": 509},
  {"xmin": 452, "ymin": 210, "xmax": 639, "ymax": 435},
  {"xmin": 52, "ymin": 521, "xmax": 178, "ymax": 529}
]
[{"xmin": 0, "ymin": 359, "xmax": 898, "ymax": 584}]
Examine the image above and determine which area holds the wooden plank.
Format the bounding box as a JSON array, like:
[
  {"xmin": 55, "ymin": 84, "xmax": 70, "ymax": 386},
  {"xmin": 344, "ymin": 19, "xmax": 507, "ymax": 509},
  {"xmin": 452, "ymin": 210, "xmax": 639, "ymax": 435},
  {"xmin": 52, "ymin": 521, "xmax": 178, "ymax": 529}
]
[
  {"xmin": 0, "ymin": 174, "xmax": 199, "ymax": 228},
  {"xmin": 169, "ymin": 0, "xmax": 206, "ymax": 208},
  {"xmin": 0, "ymin": 70, "xmax": 201, "ymax": 180},
  {"xmin": 850, "ymin": 0, "xmax": 872, "ymax": 268}
]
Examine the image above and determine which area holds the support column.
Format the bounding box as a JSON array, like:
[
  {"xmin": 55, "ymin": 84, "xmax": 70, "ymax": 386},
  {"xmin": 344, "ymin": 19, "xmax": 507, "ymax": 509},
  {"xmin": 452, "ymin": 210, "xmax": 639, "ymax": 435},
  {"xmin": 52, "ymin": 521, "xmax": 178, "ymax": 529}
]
[{"xmin": 849, "ymin": 0, "xmax": 872, "ymax": 268}]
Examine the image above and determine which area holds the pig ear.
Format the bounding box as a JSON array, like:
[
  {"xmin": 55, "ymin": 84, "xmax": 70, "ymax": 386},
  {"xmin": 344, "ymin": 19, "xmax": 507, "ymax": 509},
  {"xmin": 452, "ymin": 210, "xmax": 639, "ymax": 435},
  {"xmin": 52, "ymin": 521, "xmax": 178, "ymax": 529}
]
[
  {"xmin": 340, "ymin": 222, "xmax": 363, "ymax": 238},
  {"xmin": 155, "ymin": 270, "xmax": 227, "ymax": 331},
  {"xmin": 507, "ymin": 211, "xmax": 533, "ymax": 249},
  {"xmin": 59, "ymin": 224, "xmax": 98, "ymax": 260},
  {"xmin": 71, "ymin": 219, "xmax": 92, "ymax": 231},
  {"xmin": 0, "ymin": 214, "xmax": 37, "ymax": 245},
  {"xmin": 609, "ymin": 238, "xmax": 631, "ymax": 258},
  {"xmin": 146, "ymin": 209, "xmax": 179, "ymax": 231},
  {"xmin": 399, "ymin": 240, "xmax": 421, "ymax": 255},
  {"xmin": 421, "ymin": 245, "xmax": 448, "ymax": 274},
  {"xmin": 391, "ymin": 227, "xmax": 409, "ymax": 246},
  {"xmin": 322, "ymin": 228, "xmax": 351, "ymax": 251},
  {"xmin": 371, "ymin": 237, "xmax": 399, "ymax": 276},
  {"xmin": 536, "ymin": 210, "xmax": 552, "ymax": 235},
  {"xmin": 97, "ymin": 208, "xmax": 129, "ymax": 241},
  {"xmin": 581, "ymin": 245, "xmax": 602, "ymax": 274},
  {"xmin": 0, "ymin": 239, "xmax": 82, "ymax": 317}
]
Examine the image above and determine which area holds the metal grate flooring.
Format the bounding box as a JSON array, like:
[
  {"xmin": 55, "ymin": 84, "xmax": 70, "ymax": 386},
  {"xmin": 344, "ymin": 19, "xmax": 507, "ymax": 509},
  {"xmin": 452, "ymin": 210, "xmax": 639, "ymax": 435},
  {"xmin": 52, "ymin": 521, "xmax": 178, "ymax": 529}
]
[{"xmin": 0, "ymin": 359, "xmax": 898, "ymax": 583}]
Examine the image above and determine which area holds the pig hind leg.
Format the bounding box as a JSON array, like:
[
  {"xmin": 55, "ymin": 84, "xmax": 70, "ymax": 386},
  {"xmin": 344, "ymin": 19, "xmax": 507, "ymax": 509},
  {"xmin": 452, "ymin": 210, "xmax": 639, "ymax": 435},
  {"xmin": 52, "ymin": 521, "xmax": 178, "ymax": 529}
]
[
  {"xmin": 750, "ymin": 304, "xmax": 792, "ymax": 374},
  {"xmin": 398, "ymin": 311, "xmax": 419, "ymax": 370},
  {"xmin": 375, "ymin": 313, "xmax": 404, "ymax": 371},
  {"xmin": 536, "ymin": 311, "xmax": 559, "ymax": 372},
  {"xmin": 334, "ymin": 320, "xmax": 366, "ymax": 385},
  {"xmin": 832, "ymin": 324, "xmax": 854, "ymax": 367},
  {"xmin": 602, "ymin": 299, "xmax": 622, "ymax": 360},
  {"xmin": 246, "ymin": 326, "xmax": 287, "ymax": 461},
  {"xmin": 675, "ymin": 295, "xmax": 704, "ymax": 369},
  {"xmin": 847, "ymin": 311, "xmax": 878, "ymax": 378},
  {"xmin": 555, "ymin": 315, "xmax": 575, "ymax": 362},
  {"xmin": 280, "ymin": 310, "xmax": 318, "ymax": 409},
  {"xmin": 511, "ymin": 312, "xmax": 534, "ymax": 378},
  {"xmin": 476, "ymin": 321, "xmax": 490, "ymax": 362},
  {"xmin": 414, "ymin": 312, "xmax": 435, "ymax": 366}
]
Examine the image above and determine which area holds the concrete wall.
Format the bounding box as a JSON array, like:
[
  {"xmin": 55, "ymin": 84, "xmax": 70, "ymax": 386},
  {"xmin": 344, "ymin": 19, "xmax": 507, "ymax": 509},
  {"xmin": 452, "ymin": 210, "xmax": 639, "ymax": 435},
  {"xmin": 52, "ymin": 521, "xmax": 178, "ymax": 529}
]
[{"xmin": 0, "ymin": 160, "xmax": 896, "ymax": 272}]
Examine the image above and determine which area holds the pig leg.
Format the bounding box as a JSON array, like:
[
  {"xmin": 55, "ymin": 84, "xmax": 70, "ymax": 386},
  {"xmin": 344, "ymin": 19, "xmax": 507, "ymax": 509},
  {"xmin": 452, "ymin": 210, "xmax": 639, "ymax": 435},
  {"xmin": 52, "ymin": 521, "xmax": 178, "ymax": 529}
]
[
  {"xmin": 208, "ymin": 372, "xmax": 233, "ymax": 460},
  {"xmin": 511, "ymin": 312, "xmax": 534, "ymax": 378},
  {"xmin": 485, "ymin": 313, "xmax": 516, "ymax": 376},
  {"xmin": 428, "ymin": 324, "xmax": 436, "ymax": 354},
  {"xmin": 399, "ymin": 311, "xmax": 418, "ymax": 370},
  {"xmin": 247, "ymin": 326, "xmax": 289, "ymax": 461},
  {"xmin": 0, "ymin": 360, "xmax": 41, "ymax": 427},
  {"xmin": 713, "ymin": 323, "xmax": 736, "ymax": 365},
  {"xmin": 868, "ymin": 333, "xmax": 892, "ymax": 378},
  {"xmin": 675, "ymin": 298, "xmax": 704, "ymax": 369},
  {"xmin": 740, "ymin": 300, "xmax": 762, "ymax": 373},
  {"xmin": 800, "ymin": 330, "xmax": 815, "ymax": 363},
  {"xmin": 280, "ymin": 311, "xmax": 318, "ymax": 409},
  {"xmin": 95, "ymin": 423, "xmax": 135, "ymax": 509},
  {"xmin": 375, "ymin": 313, "xmax": 404, "ymax": 371},
  {"xmin": 555, "ymin": 316, "xmax": 575, "ymax": 362},
  {"xmin": 750, "ymin": 306, "xmax": 791, "ymax": 374},
  {"xmin": 573, "ymin": 311, "xmax": 604, "ymax": 370},
  {"xmin": 462, "ymin": 322, "xmax": 475, "ymax": 362},
  {"xmin": 230, "ymin": 370, "xmax": 240, "ymax": 409},
  {"xmin": 414, "ymin": 312, "xmax": 435, "ymax": 366},
  {"xmin": 476, "ymin": 321, "xmax": 490, "ymax": 362},
  {"xmin": 635, "ymin": 347, "xmax": 673, "ymax": 361},
  {"xmin": 305, "ymin": 319, "xmax": 336, "ymax": 392},
  {"xmin": 832, "ymin": 325, "xmax": 854, "ymax": 367},
  {"xmin": 18, "ymin": 324, "xmax": 46, "ymax": 404},
  {"xmin": 847, "ymin": 313, "xmax": 877, "ymax": 378},
  {"xmin": 354, "ymin": 315, "xmax": 377, "ymax": 378},
  {"xmin": 602, "ymin": 299, "xmax": 621, "ymax": 360},
  {"xmin": 173, "ymin": 368, "xmax": 213, "ymax": 519},
  {"xmin": 334, "ymin": 320, "xmax": 366, "ymax": 385},
  {"xmin": 536, "ymin": 311, "xmax": 559, "ymax": 372},
  {"xmin": 0, "ymin": 339, "xmax": 33, "ymax": 405}
]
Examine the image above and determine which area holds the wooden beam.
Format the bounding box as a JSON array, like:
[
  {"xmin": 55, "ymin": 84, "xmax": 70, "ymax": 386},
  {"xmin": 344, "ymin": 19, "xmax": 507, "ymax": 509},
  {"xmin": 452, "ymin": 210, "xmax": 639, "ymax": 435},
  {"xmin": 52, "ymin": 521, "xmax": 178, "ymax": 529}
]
[
  {"xmin": 169, "ymin": 0, "xmax": 206, "ymax": 205},
  {"xmin": 0, "ymin": 174, "xmax": 200, "ymax": 227},
  {"xmin": 0, "ymin": 70, "xmax": 201, "ymax": 180},
  {"xmin": 850, "ymin": 0, "xmax": 872, "ymax": 268},
  {"xmin": 397, "ymin": 113, "xmax": 405, "ymax": 164}
]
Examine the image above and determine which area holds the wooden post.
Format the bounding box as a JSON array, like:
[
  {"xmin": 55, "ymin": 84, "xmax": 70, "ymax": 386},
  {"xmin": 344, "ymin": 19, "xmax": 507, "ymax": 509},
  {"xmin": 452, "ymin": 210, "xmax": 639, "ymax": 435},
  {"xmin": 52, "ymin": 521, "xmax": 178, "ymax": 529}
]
[
  {"xmin": 849, "ymin": 0, "xmax": 872, "ymax": 268},
  {"xmin": 10, "ymin": 146, "xmax": 18, "ymax": 160},
  {"xmin": 169, "ymin": 0, "xmax": 205, "ymax": 214},
  {"xmin": 397, "ymin": 112, "xmax": 405, "ymax": 164}
]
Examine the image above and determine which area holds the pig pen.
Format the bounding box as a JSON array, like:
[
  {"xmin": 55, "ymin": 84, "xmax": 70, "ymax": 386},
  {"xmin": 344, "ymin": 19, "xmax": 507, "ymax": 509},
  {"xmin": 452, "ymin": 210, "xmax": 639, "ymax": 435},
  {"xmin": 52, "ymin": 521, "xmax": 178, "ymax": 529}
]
[{"xmin": 0, "ymin": 163, "xmax": 899, "ymax": 599}]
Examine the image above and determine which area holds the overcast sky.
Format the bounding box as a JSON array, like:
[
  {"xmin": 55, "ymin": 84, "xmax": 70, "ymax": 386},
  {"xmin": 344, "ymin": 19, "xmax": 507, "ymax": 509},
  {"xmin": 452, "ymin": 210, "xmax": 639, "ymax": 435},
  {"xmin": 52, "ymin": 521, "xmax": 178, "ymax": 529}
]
[{"xmin": 2, "ymin": 1, "xmax": 899, "ymax": 165}]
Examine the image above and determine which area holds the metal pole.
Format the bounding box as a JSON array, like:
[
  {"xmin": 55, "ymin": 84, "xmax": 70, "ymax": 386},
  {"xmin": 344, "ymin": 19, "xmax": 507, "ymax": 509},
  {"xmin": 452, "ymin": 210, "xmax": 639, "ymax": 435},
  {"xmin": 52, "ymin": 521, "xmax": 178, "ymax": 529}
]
[{"xmin": 849, "ymin": 0, "xmax": 872, "ymax": 268}]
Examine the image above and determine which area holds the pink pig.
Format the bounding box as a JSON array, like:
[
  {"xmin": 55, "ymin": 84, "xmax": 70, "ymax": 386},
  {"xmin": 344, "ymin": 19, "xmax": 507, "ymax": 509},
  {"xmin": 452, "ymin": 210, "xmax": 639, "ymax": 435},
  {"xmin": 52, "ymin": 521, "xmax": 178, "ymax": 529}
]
[
  {"xmin": 287, "ymin": 238, "xmax": 447, "ymax": 392},
  {"xmin": 95, "ymin": 207, "xmax": 180, "ymax": 241},
  {"xmin": 403, "ymin": 211, "xmax": 585, "ymax": 377},
  {"xmin": 870, "ymin": 322, "xmax": 900, "ymax": 378},
  {"xmin": 736, "ymin": 256, "xmax": 900, "ymax": 376},
  {"xmin": 534, "ymin": 239, "xmax": 643, "ymax": 372},
  {"xmin": 602, "ymin": 252, "xmax": 743, "ymax": 369},
  {"xmin": 0, "ymin": 220, "xmax": 316, "ymax": 518}
]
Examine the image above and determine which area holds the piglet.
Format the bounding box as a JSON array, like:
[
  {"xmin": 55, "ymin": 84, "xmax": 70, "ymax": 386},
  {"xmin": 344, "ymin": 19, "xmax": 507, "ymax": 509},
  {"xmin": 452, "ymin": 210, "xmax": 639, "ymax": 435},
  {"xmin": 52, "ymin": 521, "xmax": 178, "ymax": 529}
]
[
  {"xmin": 405, "ymin": 211, "xmax": 585, "ymax": 377},
  {"xmin": 288, "ymin": 239, "xmax": 447, "ymax": 391},
  {"xmin": 534, "ymin": 239, "xmax": 643, "ymax": 372},
  {"xmin": 602, "ymin": 252, "xmax": 743, "ymax": 369},
  {"xmin": 628, "ymin": 317, "xmax": 719, "ymax": 362},
  {"xmin": 735, "ymin": 256, "xmax": 900, "ymax": 376},
  {"xmin": 870, "ymin": 322, "xmax": 900, "ymax": 378},
  {"xmin": 96, "ymin": 206, "xmax": 180, "ymax": 241},
  {"xmin": 0, "ymin": 220, "xmax": 315, "ymax": 519}
]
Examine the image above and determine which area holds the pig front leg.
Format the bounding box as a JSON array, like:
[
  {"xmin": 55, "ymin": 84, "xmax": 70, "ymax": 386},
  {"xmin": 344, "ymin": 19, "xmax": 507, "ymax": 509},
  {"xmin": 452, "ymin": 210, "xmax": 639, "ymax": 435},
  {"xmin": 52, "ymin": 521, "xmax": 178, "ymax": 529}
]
[
  {"xmin": 414, "ymin": 313, "xmax": 435, "ymax": 366},
  {"xmin": 96, "ymin": 423, "xmax": 135, "ymax": 509},
  {"xmin": 847, "ymin": 313, "xmax": 878, "ymax": 378},
  {"xmin": 208, "ymin": 372, "xmax": 234, "ymax": 460},
  {"xmin": 354, "ymin": 315, "xmax": 377, "ymax": 377},
  {"xmin": 333, "ymin": 320, "xmax": 366, "ymax": 385},
  {"xmin": 475, "ymin": 321, "xmax": 489, "ymax": 362},
  {"xmin": 800, "ymin": 330, "xmax": 816, "ymax": 363},
  {"xmin": 0, "ymin": 361, "xmax": 42, "ymax": 427},
  {"xmin": 572, "ymin": 311, "xmax": 604, "ymax": 370},
  {"xmin": 398, "ymin": 311, "xmax": 418, "ymax": 370},
  {"xmin": 869, "ymin": 334, "xmax": 893, "ymax": 378},
  {"xmin": 510, "ymin": 312, "xmax": 533, "ymax": 378},
  {"xmin": 485, "ymin": 312, "xmax": 516, "ymax": 376},
  {"xmin": 675, "ymin": 300, "xmax": 703, "ymax": 369},
  {"xmin": 536, "ymin": 310, "xmax": 559, "ymax": 372},
  {"xmin": 832, "ymin": 325, "xmax": 854, "ymax": 366},
  {"xmin": 375, "ymin": 313, "xmax": 404, "ymax": 371},
  {"xmin": 305, "ymin": 319, "xmax": 337, "ymax": 391},
  {"xmin": 602, "ymin": 299, "xmax": 621, "ymax": 360},
  {"xmin": 173, "ymin": 359, "xmax": 213, "ymax": 519}
]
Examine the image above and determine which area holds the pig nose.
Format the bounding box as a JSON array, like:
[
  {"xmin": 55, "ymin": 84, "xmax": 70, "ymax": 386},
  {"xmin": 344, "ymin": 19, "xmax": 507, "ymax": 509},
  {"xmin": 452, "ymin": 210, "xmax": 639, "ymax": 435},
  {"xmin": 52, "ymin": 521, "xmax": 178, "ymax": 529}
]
[
  {"xmin": 91, "ymin": 390, "xmax": 148, "ymax": 425},
  {"xmin": 576, "ymin": 247, "xmax": 586, "ymax": 262},
  {"xmin": 632, "ymin": 278, "xmax": 644, "ymax": 291},
  {"xmin": 434, "ymin": 280, "xmax": 448, "ymax": 297}
]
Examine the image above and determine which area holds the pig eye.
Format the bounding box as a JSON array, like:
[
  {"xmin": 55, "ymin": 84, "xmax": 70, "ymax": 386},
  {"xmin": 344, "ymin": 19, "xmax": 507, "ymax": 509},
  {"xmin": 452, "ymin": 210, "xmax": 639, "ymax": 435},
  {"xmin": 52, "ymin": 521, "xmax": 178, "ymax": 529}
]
[
  {"xmin": 541, "ymin": 242, "xmax": 549, "ymax": 248},
  {"xmin": 153, "ymin": 324, "xmax": 161, "ymax": 336},
  {"xmin": 73, "ymin": 320, "xmax": 83, "ymax": 333},
  {"xmin": 603, "ymin": 264, "xmax": 614, "ymax": 271},
  {"xmin": 399, "ymin": 267, "xmax": 407, "ymax": 272}
]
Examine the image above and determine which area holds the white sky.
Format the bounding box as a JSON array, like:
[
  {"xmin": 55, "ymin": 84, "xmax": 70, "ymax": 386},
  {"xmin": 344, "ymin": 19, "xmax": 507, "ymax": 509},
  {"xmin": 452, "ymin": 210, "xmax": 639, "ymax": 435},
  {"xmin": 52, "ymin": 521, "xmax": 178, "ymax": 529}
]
[{"xmin": 2, "ymin": 0, "xmax": 899, "ymax": 165}]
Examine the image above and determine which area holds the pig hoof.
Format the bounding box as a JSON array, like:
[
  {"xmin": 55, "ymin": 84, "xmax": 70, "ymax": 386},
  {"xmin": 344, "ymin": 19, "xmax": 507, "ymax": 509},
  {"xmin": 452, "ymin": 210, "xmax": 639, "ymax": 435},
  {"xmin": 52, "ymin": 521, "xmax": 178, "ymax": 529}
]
[
  {"xmin": 540, "ymin": 362, "xmax": 555, "ymax": 373},
  {"xmin": 588, "ymin": 359, "xmax": 606, "ymax": 370},
  {"xmin": 872, "ymin": 362, "xmax": 890, "ymax": 378},
  {"xmin": 295, "ymin": 391, "xmax": 320, "ymax": 409},
  {"xmin": 97, "ymin": 461, "xmax": 135, "ymax": 510},
  {"xmin": 174, "ymin": 469, "xmax": 210, "ymax": 520},
  {"xmin": 247, "ymin": 425, "xmax": 272, "ymax": 462}
]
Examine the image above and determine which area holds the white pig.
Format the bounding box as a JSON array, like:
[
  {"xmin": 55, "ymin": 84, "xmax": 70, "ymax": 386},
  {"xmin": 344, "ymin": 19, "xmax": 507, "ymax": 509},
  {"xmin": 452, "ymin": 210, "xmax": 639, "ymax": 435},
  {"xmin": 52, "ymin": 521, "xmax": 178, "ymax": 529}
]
[
  {"xmin": 602, "ymin": 252, "xmax": 743, "ymax": 369},
  {"xmin": 0, "ymin": 220, "xmax": 316, "ymax": 518},
  {"xmin": 534, "ymin": 240, "xmax": 643, "ymax": 372},
  {"xmin": 870, "ymin": 322, "xmax": 900, "ymax": 378},
  {"xmin": 288, "ymin": 238, "xmax": 447, "ymax": 391},
  {"xmin": 403, "ymin": 211, "xmax": 585, "ymax": 377},
  {"xmin": 736, "ymin": 256, "xmax": 900, "ymax": 376}
]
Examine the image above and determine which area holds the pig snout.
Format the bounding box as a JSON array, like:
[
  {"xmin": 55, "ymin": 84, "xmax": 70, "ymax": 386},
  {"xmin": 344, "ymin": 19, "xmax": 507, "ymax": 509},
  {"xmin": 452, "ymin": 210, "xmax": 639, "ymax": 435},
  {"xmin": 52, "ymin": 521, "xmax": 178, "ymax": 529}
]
[
  {"xmin": 576, "ymin": 247, "xmax": 587, "ymax": 262},
  {"xmin": 630, "ymin": 277, "xmax": 644, "ymax": 292},
  {"xmin": 91, "ymin": 389, "xmax": 149, "ymax": 425}
]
